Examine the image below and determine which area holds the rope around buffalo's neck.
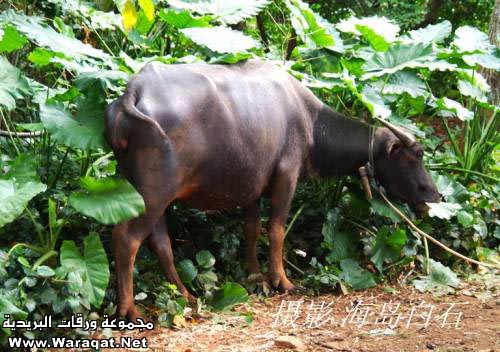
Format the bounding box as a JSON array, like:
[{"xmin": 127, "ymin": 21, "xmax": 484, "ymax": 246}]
[{"xmin": 378, "ymin": 189, "xmax": 500, "ymax": 270}]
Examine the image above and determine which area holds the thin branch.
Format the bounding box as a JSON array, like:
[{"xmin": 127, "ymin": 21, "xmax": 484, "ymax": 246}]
[
  {"xmin": 0, "ymin": 130, "xmax": 42, "ymax": 138},
  {"xmin": 378, "ymin": 189, "xmax": 500, "ymax": 269}
]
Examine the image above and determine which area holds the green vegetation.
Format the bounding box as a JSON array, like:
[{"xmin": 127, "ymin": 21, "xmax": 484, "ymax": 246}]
[{"xmin": 0, "ymin": 0, "xmax": 498, "ymax": 344}]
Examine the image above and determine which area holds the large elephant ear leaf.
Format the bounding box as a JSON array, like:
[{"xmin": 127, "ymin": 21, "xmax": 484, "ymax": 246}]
[
  {"xmin": 337, "ymin": 16, "xmax": 400, "ymax": 43},
  {"xmin": 69, "ymin": 177, "xmax": 145, "ymax": 225},
  {"xmin": 167, "ymin": 0, "xmax": 270, "ymax": 25},
  {"xmin": 180, "ymin": 26, "xmax": 257, "ymax": 53},
  {"xmin": 362, "ymin": 42, "xmax": 435, "ymax": 79},
  {"xmin": 60, "ymin": 233, "xmax": 110, "ymax": 308},
  {"xmin": 284, "ymin": 0, "xmax": 344, "ymax": 53},
  {"xmin": 0, "ymin": 179, "xmax": 46, "ymax": 228},
  {"xmin": 0, "ymin": 10, "xmax": 109, "ymax": 61},
  {"xmin": 39, "ymin": 102, "xmax": 106, "ymax": 150},
  {"xmin": 402, "ymin": 21, "xmax": 452, "ymax": 44},
  {"xmin": 0, "ymin": 56, "xmax": 31, "ymax": 111},
  {"xmin": 452, "ymin": 26, "xmax": 494, "ymax": 53}
]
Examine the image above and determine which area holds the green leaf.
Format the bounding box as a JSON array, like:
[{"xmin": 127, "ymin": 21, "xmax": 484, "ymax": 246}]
[
  {"xmin": 0, "ymin": 179, "xmax": 46, "ymax": 228},
  {"xmin": 56, "ymin": 1, "xmax": 121, "ymax": 31},
  {"xmin": 177, "ymin": 259, "xmax": 198, "ymax": 284},
  {"xmin": 402, "ymin": 21, "xmax": 452, "ymax": 44},
  {"xmin": 53, "ymin": 17, "xmax": 75, "ymax": 38},
  {"xmin": 28, "ymin": 48, "xmax": 57, "ymax": 67},
  {"xmin": 373, "ymin": 71, "xmax": 427, "ymax": 98},
  {"xmin": 159, "ymin": 9, "xmax": 211, "ymax": 29},
  {"xmin": 0, "ymin": 56, "xmax": 31, "ymax": 111},
  {"xmin": 138, "ymin": 0, "xmax": 155, "ymax": 21},
  {"xmin": 209, "ymin": 52, "xmax": 252, "ymax": 64},
  {"xmin": 435, "ymin": 97, "xmax": 474, "ymax": 121},
  {"xmin": 362, "ymin": 42, "xmax": 435, "ymax": 79},
  {"xmin": 432, "ymin": 173, "xmax": 468, "ymax": 203},
  {"xmin": 167, "ymin": 0, "xmax": 270, "ymax": 25},
  {"xmin": 338, "ymin": 16, "xmax": 399, "ymax": 43},
  {"xmin": 457, "ymin": 79, "xmax": 487, "ymax": 102},
  {"xmin": 339, "ymin": 259, "xmax": 376, "ymax": 290},
  {"xmin": 370, "ymin": 227, "xmax": 407, "ymax": 272},
  {"xmin": 0, "ymin": 25, "xmax": 27, "ymax": 53},
  {"xmin": 322, "ymin": 209, "xmax": 358, "ymax": 262},
  {"xmin": 370, "ymin": 196, "xmax": 403, "ymax": 223},
  {"xmin": 457, "ymin": 210, "xmax": 474, "ymax": 227},
  {"xmin": 426, "ymin": 202, "xmax": 461, "ymax": 220},
  {"xmin": 69, "ymin": 177, "xmax": 145, "ymax": 225},
  {"xmin": 356, "ymin": 24, "xmax": 389, "ymax": 52},
  {"xmin": 1, "ymin": 295, "xmax": 28, "ymax": 340},
  {"xmin": 196, "ymin": 250, "xmax": 216, "ymax": 269},
  {"xmin": 209, "ymin": 282, "xmax": 249, "ymax": 311},
  {"xmin": 412, "ymin": 259, "xmax": 460, "ymax": 294},
  {"xmin": 463, "ymin": 52, "xmax": 500, "ymax": 70},
  {"xmin": 36, "ymin": 266, "xmax": 55, "ymax": 278},
  {"xmin": 1, "ymin": 153, "xmax": 40, "ymax": 184},
  {"xmin": 74, "ymin": 70, "xmax": 129, "ymax": 93},
  {"xmin": 180, "ymin": 26, "xmax": 257, "ymax": 53},
  {"xmin": 39, "ymin": 103, "xmax": 106, "ymax": 150},
  {"xmin": 60, "ymin": 233, "xmax": 110, "ymax": 307},
  {"xmin": 452, "ymin": 26, "xmax": 494, "ymax": 53},
  {"xmin": 285, "ymin": 0, "xmax": 344, "ymax": 53},
  {"xmin": 135, "ymin": 7, "xmax": 155, "ymax": 34},
  {"xmin": 1, "ymin": 10, "xmax": 109, "ymax": 61},
  {"xmin": 197, "ymin": 270, "xmax": 218, "ymax": 287},
  {"xmin": 359, "ymin": 86, "xmax": 392, "ymax": 119}
]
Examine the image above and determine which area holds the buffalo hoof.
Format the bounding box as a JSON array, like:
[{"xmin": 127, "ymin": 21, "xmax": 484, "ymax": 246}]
[
  {"xmin": 114, "ymin": 305, "xmax": 151, "ymax": 326},
  {"xmin": 247, "ymin": 272, "xmax": 266, "ymax": 283},
  {"xmin": 268, "ymin": 272, "xmax": 299, "ymax": 293},
  {"xmin": 183, "ymin": 292, "xmax": 197, "ymax": 306}
]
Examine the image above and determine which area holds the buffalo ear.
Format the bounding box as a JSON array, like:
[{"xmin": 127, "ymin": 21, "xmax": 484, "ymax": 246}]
[{"xmin": 386, "ymin": 139, "xmax": 402, "ymax": 158}]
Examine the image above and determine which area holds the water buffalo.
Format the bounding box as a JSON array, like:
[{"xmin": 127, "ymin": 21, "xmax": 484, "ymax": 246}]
[{"xmin": 105, "ymin": 60, "xmax": 440, "ymax": 321}]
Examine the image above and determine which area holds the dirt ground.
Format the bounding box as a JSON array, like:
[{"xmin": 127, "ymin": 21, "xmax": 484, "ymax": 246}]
[{"xmin": 113, "ymin": 278, "xmax": 500, "ymax": 352}]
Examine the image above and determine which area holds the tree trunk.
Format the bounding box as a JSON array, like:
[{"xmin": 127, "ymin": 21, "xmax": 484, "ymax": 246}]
[
  {"xmin": 482, "ymin": 0, "xmax": 500, "ymax": 105},
  {"xmin": 285, "ymin": 29, "xmax": 297, "ymax": 61},
  {"xmin": 421, "ymin": 0, "xmax": 445, "ymax": 27},
  {"xmin": 256, "ymin": 13, "xmax": 269, "ymax": 52}
]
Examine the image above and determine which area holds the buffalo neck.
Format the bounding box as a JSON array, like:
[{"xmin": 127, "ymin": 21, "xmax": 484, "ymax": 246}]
[{"xmin": 310, "ymin": 105, "xmax": 376, "ymax": 178}]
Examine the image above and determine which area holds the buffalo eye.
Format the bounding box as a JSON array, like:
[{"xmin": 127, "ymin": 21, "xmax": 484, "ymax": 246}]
[{"xmin": 416, "ymin": 150, "xmax": 424, "ymax": 160}]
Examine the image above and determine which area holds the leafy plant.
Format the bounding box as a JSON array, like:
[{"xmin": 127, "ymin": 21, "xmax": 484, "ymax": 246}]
[
  {"xmin": 413, "ymin": 258, "xmax": 461, "ymax": 294},
  {"xmin": 0, "ymin": 0, "xmax": 498, "ymax": 344},
  {"xmin": 68, "ymin": 177, "xmax": 145, "ymax": 225},
  {"xmin": 209, "ymin": 282, "xmax": 249, "ymax": 311},
  {"xmin": 60, "ymin": 233, "xmax": 110, "ymax": 307}
]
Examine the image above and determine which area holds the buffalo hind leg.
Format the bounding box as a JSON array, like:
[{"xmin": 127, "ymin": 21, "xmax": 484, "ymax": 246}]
[
  {"xmin": 147, "ymin": 213, "xmax": 196, "ymax": 304},
  {"xmin": 113, "ymin": 210, "xmax": 164, "ymax": 322},
  {"xmin": 244, "ymin": 200, "xmax": 263, "ymax": 280},
  {"xmin": 112, "ymin": 116, "xmax": 178, "ymax": 321},
  {"xmin": 267, "ymin": 161, "xmax": 299, "ymax": 292}
]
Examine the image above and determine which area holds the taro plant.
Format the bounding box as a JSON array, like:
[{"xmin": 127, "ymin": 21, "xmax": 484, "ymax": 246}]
[{"xmin": 0, "ymin": 0, "xmax": 498, "ymax": 344}]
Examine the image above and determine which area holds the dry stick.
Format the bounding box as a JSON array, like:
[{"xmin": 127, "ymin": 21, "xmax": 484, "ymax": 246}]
[
  {"xmin": 378, "ymin": 189, "xmax": 500, "ymax": 270},
  {"xmin": 0, "ymin": 130, "xmax": 42, "ymax": 138}
]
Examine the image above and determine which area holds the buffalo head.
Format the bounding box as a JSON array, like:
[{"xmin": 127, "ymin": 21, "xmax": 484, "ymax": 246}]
[{"xmin": 373, "ymin": 122, "xmax": 441, "ymax": 214}]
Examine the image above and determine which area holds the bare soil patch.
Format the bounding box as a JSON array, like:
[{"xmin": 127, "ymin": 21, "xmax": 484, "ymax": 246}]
[{"xmin": 113, "ymin": 280, "xmax": 500, "ymax": 352}]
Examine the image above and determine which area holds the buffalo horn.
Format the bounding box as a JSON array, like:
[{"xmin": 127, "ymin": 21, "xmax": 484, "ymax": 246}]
[{"xmin": 376, "ymin": 118, "xmax": 416, "ymax": 147}]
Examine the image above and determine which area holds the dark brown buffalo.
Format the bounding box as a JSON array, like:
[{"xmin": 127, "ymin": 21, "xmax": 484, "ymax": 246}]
[{"xmin": 105, "ymin": 60, "xmax": 440, "ymax": 321}]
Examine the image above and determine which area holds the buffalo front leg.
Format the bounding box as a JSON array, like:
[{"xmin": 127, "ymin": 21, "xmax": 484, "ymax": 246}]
[
  {"xmin": 244, "ymin": 199, "xmax": 263, "ymax": 278},
  {"xmin": 147, "ymin": 213, "xmax": 196, "ymax": 304},
  {"xmin": 267, "ymin": 162, "xmax": 299, "ymax": 292}
]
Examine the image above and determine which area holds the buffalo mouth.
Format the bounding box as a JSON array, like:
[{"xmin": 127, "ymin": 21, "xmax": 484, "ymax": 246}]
[
  {"xmin": 414, "ymin": 203, "xmax": 430, "ymax": 216},
  {"xmin": 414, "ymin": 195, "xmax": 441, "ymax": 217}
]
